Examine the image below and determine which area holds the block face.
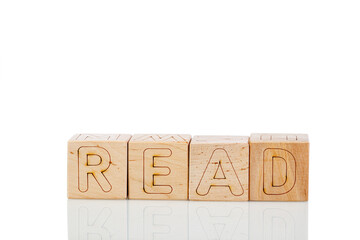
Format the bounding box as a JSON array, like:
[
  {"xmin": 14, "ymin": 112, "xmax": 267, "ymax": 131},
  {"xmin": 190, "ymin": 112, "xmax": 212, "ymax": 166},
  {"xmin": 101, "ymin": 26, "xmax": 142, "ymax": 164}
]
[
  {"xmin": 128, "ymin": 134, "xmax": 191, "ymax": 200},
  {"xmin": 250, "ymin": 133, "xmax": 309, "ymax": 201},
  {"xmin": 189, "ymin": 136, "xmax": 249, "ymax": 201},
  {"xmin": 68, "ymin": 134, "xmax": 131, "ymax": 199}
]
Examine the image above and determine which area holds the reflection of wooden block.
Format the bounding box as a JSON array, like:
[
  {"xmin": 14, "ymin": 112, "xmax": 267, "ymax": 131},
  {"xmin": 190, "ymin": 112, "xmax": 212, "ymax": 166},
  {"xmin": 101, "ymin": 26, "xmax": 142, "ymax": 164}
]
[
  {"xmin": 250, "ymin": 133, "xmax": 309, "ymax": 201},
  {"xmin": 128, "ymin": 200, "xmax": 188, "ymax": 239},
  {"xmin": 128, "ymin": 134, "xmax": 191, "ymax": 200},
  {"xmin": 68, "ymin": 134, "xmax": 131, "ymax": 199},
  {"xmin": 68, "ymin": 199, "xmax": 128, "ymax": 239},
  {"xmin": 189, "ymin": 136, "xmax": 249, "ymax": 201},
  {"xmin": 249, "ymin": 202, "xmax": 308, "ymax": 240},
  {"xmin": 189, "ymin": 201, "xmax": 249, "ymax": 239}
]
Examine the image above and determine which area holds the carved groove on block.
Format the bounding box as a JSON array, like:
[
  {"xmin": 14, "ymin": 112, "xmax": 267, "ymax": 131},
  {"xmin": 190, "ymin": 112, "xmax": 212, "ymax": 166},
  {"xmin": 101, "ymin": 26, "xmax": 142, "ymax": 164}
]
[
  {"xmin": 132, "ymin": 134, "xmax": 190, "ymax": 142},
  {"xmin": 143, "ymin": 148, "xmax": 173, "ymax": 194},
  {"xmin": 196, "ymin": 148, "xmax": 244, "ymax": 196},
  {"xmin": 78, "ymin": 146, "xmax": 112, "ymax": 193},
  {"xmin": 75, "ymin": 134, "xmax": 124, "ymax": 141},
  {"xmin": 263, "ymin": 148, "xmax": 296, "ymax": 195},
  {"xmin": 252, "ymin": 134, "xmax": 308, "ymax": 142}
]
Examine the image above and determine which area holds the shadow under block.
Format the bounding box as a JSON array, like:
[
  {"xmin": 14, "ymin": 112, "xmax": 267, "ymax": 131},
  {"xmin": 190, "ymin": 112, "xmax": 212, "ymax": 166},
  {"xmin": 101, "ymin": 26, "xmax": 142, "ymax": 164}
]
[
  {"xmin": 249, "ymin": 134, "xmax": 309, "ymax": 201},
  {"xmin": 68, "ymin": 134, "xmax": 131, "ymax": 199},
  {"xmin": 189, "ymin": 136, "xmax": 249, "ymax": 201},
  {"xmin": 128, "ymin": 134, "xmax": 191, "ymax": 200}
]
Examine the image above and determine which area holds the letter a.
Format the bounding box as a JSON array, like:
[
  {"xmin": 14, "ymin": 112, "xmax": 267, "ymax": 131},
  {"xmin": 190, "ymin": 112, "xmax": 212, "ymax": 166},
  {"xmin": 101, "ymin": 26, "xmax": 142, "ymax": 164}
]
[{"xmin": 196, "ymin": 148, "xmax": 244, "ymax": 196}]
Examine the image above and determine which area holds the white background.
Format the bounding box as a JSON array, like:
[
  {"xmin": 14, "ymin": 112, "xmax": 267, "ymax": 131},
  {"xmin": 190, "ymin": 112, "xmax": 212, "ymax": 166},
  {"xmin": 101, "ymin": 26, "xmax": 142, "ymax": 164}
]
[{"xmin": 0, "ymin": 0, "xmax": 359, "ymax": 239}]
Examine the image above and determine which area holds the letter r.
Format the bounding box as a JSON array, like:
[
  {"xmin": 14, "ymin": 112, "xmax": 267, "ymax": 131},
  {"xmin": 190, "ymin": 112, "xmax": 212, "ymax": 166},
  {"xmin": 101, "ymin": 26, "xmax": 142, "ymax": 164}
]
[{"xmin": 78, "ymin": 146, "xmax": 112, "ymax": 192}]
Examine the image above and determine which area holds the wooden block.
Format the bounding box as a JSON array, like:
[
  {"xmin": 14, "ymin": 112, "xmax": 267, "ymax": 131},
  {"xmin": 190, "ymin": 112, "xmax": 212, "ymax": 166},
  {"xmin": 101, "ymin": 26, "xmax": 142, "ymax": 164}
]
[
  {"xmin": 128, "ymin": 134, "xmax": 191, "ymax": 200},
  {"xmin": 249, "ymin": 133, "xmax": 309, "ymax": 201},
  {"xmin": 189, "ymin": 136, "xmax": 249, "ymax": 201},
  {"xmin": 68, "ymin": 134, "xmax": 131, "ymax": 199}
]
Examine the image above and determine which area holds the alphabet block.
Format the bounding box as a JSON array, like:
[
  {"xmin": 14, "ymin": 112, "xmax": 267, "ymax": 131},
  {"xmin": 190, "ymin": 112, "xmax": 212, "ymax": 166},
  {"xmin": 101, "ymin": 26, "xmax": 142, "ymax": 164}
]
[
  {"xmin": 189, "ymin": 136, "xmax": 249, "ymax": 201},
  {"xmin": 128, "ymin": 134, "xmax": 191, "ymax": 200},
  {"xmin": 68, "ymin": 134, "xmax": 131, "ymax": 199},
  {"xmin": 249, "ymin": 133, "xmax": 309, "ymax": 201}
]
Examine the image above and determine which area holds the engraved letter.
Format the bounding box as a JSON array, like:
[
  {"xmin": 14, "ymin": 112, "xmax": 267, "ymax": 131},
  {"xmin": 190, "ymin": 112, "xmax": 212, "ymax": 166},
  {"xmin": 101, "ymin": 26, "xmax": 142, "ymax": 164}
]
[
  {"xmin": 263, "ymin": 148, "xmax": 296, "ymax": 195},
  {"xmin": 143, "ymin": 148, "xmax": 173, "ymax": 194},
  {"xmin": 78, "ymin": 146, "xmax": 112, "ymax": 192},
  {"xmin": 196, "ymin": 148, "xmax": 244, "ymax": 196}
]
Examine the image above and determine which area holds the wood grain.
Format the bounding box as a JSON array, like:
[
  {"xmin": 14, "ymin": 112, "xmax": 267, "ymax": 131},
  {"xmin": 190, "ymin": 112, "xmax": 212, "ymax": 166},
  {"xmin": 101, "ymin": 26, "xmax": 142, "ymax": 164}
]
[
  {"xmin": 128, "ymin": 134, "xmax": 191, "ymax": 200},
  {"xmin": 68, "ymin": 134, "xmax": 131, "ymax": 199},
  {"xmin": 189, "ymin": 136, "xmax": 249, "ymax": 201},
  {"xmin": 249, "ymin": 133, "xmax": 309, "ymax": 201}
]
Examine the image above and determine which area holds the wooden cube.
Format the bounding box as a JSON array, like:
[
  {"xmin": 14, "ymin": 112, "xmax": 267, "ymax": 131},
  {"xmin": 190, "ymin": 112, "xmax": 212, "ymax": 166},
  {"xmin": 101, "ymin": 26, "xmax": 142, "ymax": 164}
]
[
  {"xmin": 68, "ymin": 134, "xmax": 131, "ymax": 199},
  {"xmin": 128, "ymin": 134, "xmax": 191, "ymax": 200},
  {"xmin": 189, "ymin": 136, "xmax": 249, "ymax": 201},
  {"xmin": 249, "ymin": 133, "xmax": 309, "ymax": 201}
]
